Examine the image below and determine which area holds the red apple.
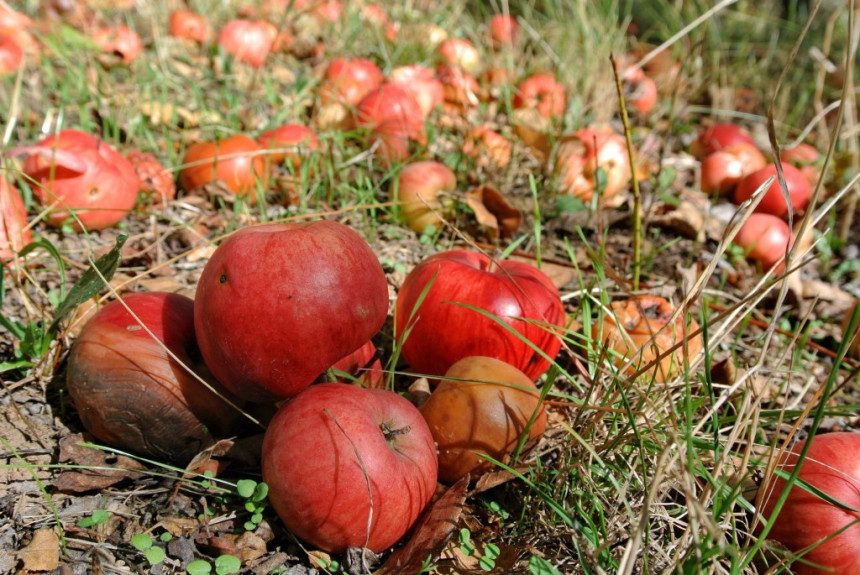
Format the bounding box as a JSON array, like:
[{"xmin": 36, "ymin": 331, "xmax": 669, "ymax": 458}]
[
  {"xmin": 514, "ymin": 73, "xmax": 566, "ymax": 119},
  {"xmin": 0, "ymin": 178, "xmax": 31, "ymax": 261},
  {"xmin": 395, "ymin": 250, "xmax": 565, "ymax": 381},
  {"xmin": 757, "ymin": 432, "xmax": 860, "ymax": 575},
  {"xmin": 555, "ymin": 128, "xmax": 632, "ymax": 201},
  {"xmin": 262, "ymin": 383, "xmax": 437, "ymax": 553},
  {"xmin": 257, "ymin": 123, "xmax": 320, "ymax": 172},
  {"xmin": 390, "ymin": 161, "xmax": 457, "ymax": 233},
  {"xmin": 700, "ymin": 142, "xmax": 767, "ymax": 196},
  {"xmin": 218, "ymin": 19, "xmax": 275, "ymax": 68},
  {"xmin": 690, "ymin": 123, "xmax": 756, "ymax": 160},
  {"xmin": 733, "ymin": 213, "xmax": 793, "ymax": 272},
  {"xmin": 329, "ymin": 340, "xmax": 384, "ymax": 388},
  {"xmin": 734, "ymin": 162, "xmax": 812, "ymax": 219},
  {"xmin": 92, "ymin": 25, "xmax": 143, "ymax": 65},
  {"xmin": 66, "ymin": 292, "xmax": 241, "ymax": 464},
  {"xmin": 194, "ymin": 221, "xmax": 389, "ymax": 402},
  {"xmin": 488, "ymin": 14, "xmax": 518, "ymax": 49},
  {"xmin": 0, "ymin": 33, "xmax": 23, "ymax": 75},
  {"xmin": 179, "ymin": 135, "xmax": 268, "ymax": 199},
  {"xmin": 356, "ymin": 84, "xmax": 426, "ymax": 166},
  {"xmin": 319, "ymin": 57, "xmax": 383, "ymax": 108},
  {"xmin": 387, "ymin": 65, "xmax": 444, "ymax": 118},
  {"xmin": 169, "ymin": 9, "xmax": 207, "ymax": 43},
  {"xmin": 420, "ymin": 356, "xmax": 546, "ymax": 484},
  {"xmin": 15, "ymin": 129, "xmax": 139, "ymax": 231}
]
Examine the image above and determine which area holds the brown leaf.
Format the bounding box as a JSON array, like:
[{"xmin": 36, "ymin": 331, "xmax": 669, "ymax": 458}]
[
  {"xmin": 373, "ymin": 476, "xmax": 469, "ymax": 575},
  {"xmin": 507, "ymin": 255, "xmax": 577, "ymax": 290},
  {"xmin": 53, "ymin": 434, "xmax": 145, "ymax": 493},
  {"xmin": 236, "ymin": 531, "xmax": 268, "ymax": 562},
  {"xmin": 17, "ymin": 529, "xmax": 60, "ymax": 571},
  {"xmin": 465, "ymin": 185, "xmax": 522, "ymax": 239}
]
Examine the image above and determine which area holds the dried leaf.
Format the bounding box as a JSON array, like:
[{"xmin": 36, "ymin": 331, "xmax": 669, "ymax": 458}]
[
  {"xmin": 54, "ymin": 434, "xmax": 145, "ymax": 493},
  {"xmin": 465, "ymin": 185, "xmax": 522, "ymax": 239},
  {"xmin": 374, "ymin": 476, "xmax": 469, "ymax": 575},
  {"xmin": 236, "ymin": 531, "xmax": 268, "ymax": 562},
  {"xmin": 17, "ymin": 529, "xmax": 60, "ymax": 571},
  {"xmin": 507, "ymin": 255, "xmax": 577, "ymax": 290},
  {"xmin": 650, "ymin": 200, "xmax": 707, "ymax": 242}
]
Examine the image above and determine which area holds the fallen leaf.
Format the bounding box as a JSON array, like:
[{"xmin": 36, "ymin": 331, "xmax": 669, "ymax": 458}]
[
  {"xmin": 465, "ymin": 185, "xmax": 522, "ymax": 239},
  {"xmin": 373, "ymin": 476, "xmax": 469, "ymax": 575},
  {"xmin": 17, "ymin": 529, "xmax": 60, "ymax": 571},
  {"xmin": 507, "ymin": 255, "xmax": 578, "ymax": 290},
  {"xmin": 236, "ymin": 531, "xmax": 268, "ymax": 562},
  {"xmin": 54, "ymin": 434, "xmax": 145, "ymax": 493}
]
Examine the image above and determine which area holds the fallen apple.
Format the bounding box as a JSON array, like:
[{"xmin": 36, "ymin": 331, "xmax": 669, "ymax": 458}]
[
  {"xmin": 514, "ymin": 73, "xmax": 566, "ymax": 119},
  {"xmin": 734, "ymin": 162, "xmax": 812, "ymax": 219},
  {"xmin": 420, "ymin": 356, "xmax": 546, "ymax": 484},
  {"xmin": 757, "ymin": 432, "xmax": 860, "ymax": 575},
  {"xmin": 66, "ymin": 292, "xmax": 241, "ymax": 464},
  {"xmin": 593, "ymin": 295, "xmax": 702, "ymax": 382},
  {"xmin": 390, "ymin": 161, "xmax": 457, "ymax": 234},
  {"xmin": 218, "ymin": 19, "xmax": 275, "ymax": 68},
  {"xmin": 15, "ymin": 129, "xmax": 139, "ymax": 231},
  {"xmin": 395, "ymin": 250, "xmax": 565, "ymax": 381},
  {"xmin": 194, "ymin": 220, "xmax": 389, "ymax": 401},
  {"xmin": 179, "ymin": 135, "xmax": 268, "ymax": 199},
  {"xmin": 733, "ymin": 213, "xmax": 793, "ymax": 272},
  {"xmin": 0, "ymin": 178, "xmax": 32, "ymax": 261},
  {"xmin": 262, "ymin": 383, "xmax": 437, "ymax": 553}
]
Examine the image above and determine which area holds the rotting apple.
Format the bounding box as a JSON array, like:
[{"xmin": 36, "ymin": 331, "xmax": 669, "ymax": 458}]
[
  {"xmin": 463, "ymin": 126, "xmax": 512, "ymax": 170},
  {"xmin": 555, "ymin": 128, "xmax": 632, "ymax": 201},
  {"xmin": 194, "ymin": 220, "xmax": 389, "ymax": 402},
  {"xmin": 514, "ymin": 73, "xmax": 566, "ymax": 119},
  {"xmin": 14, "ymin": 129, "xmax": 139, "ymax": 231},
  {"xmin": 593, "ymin": 295, "xmax": 702, "ymax": 383},
  {"xmin": 0, "ymin": 178, "xmax": 32, "ymax": 261},
  {"xmin": 733, "ymin": 162, "xmax": 812, "ymax": 219},
  {"xmin": 390, "ymin": 161, "xmax": 457, "ymax": 234},
  {"xmin": 437, "ymin": 37, "xmax": 481, "ymax": 76},
  {"xmin": 395, "ymin": 250, "xmax": 565, "ymax": 381},
  {"xmin": 420, "ymin": 356, "xmax": 546, "ymax": 484},
  {"xmin": 757, "ymin": 432, "xmax": 860, "ymax": 575},
  {"xmin": 733, "ymin": 213, "xmax": 793, "ymax": 272},
  {"xmin": 126, "ymin": 150, "xmax": 176, "ymax": 204},
  {"xmin": 66, "ymin": 292, "xmax": 241, "ymax": 464},
  {"xmin": 261, "ymin": 383, "xmax": 437, "ymax": 553},
  {"xmin": 179, "ymin": 135, "xmax": 268, "ymax": 199},
  {"xmin": 92, "ymin": 25, "xmax": 143, "ymax": 65},
  {"xmin": 436, "ymin": 64, "xmax": 480, "ymax": 109}
]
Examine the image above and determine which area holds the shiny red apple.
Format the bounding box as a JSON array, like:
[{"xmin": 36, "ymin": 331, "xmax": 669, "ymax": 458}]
[{"xmin": 395, "ymin": 250, "xmax": 565, "ymax": 381}]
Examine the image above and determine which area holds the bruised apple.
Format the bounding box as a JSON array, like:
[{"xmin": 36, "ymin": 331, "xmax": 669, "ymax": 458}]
[
  {"xmin": 66, "ymin": 293, "xmax": 241, "ymax": 464},
  {"xmin": 594, "ymin": 295, "xmax": 702, "ymax": 382},
  {"xmin": 194, "ymin": 221, "xmax": 389, "ymax": 401},
  {"xmin": 395, "ymin": 250, "xmax": 565, "ymax": 381},
  {"xmin": 262, "ymin": 383, "xmax": 437, "ymax": 553},
  {"xmin": 757, "ymin": 432, "xmax": 860, "ymax": 575},
  {"xmin": 420, "ymin": 356, "xmax": 546, "ymax": 484}
]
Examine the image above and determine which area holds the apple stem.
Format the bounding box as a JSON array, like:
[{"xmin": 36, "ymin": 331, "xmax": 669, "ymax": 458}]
[{"xmin": 380, "ymin": 422, "xmax": 411, "ymax": 441}]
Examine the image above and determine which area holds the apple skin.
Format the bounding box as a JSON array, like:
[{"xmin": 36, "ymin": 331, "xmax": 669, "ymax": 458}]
[
  {"xmin": 390, "ymin": 161, "xmax": 457, "ymax": 234},
  {"xmin": 395, "ymin": 250, "xmax": 565, "ymax": 381},
  {"xmin": 733, "ymin": 213, "xmax": 793, "ymax": 272},
  {"xmin": 66, "ymin": 292, "xmax": 241, "ymax": 464},
  {"xmin": 261, "ymin": 383, "xmax": 438, "ymax": 553},
  {"xmin": 194, "ymin": 221, "xmax": 389, "ymax": 402},
  {"xmin": 18, "ymin": 129, "xmax": 139, "ymax": 231},
  {"xmin": 419, "ymin": 356, "xmax": 546, "ymax": 484},
  {"xmin": 0, "ymin": 178, "xmax": 32, "ymax": 261},
  {"xmin": 757, "ymin": 432, "xmax": 860, "ymax": 575},
  {"xmin": 734, "ymin": 163, "xmax": 811, "ymax": 219}
]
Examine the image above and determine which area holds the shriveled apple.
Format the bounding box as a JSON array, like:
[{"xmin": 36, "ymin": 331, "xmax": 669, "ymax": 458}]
[
  {"xmin": 66, "ymin": 292, "xmax": 241, "ymax": 464},
  {"xmin": 420, "ymin": 356, "xmax": 546, "ymax": 484}
]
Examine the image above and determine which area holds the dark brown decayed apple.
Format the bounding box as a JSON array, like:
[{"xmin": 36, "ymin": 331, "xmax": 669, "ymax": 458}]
[
  {"xmin": 194, "ymin": 220, "xmax": 389, "ymax": 401},
  {"xmin": 66, "ymin": 292, "xmax": 241, "ymax": 464}
]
